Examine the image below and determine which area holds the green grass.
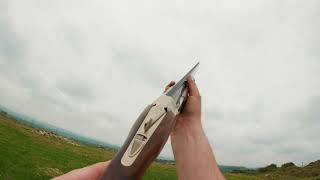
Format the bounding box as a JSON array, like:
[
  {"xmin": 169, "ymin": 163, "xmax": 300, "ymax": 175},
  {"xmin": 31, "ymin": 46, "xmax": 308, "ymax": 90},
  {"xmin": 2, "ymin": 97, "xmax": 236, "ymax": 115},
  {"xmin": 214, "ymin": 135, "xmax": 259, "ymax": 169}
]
[
  {"xmin": 224, "ymin": 173, "xmax": 264, "ymax": 180},
  {"xmin": 0, "ymin": 114, "xmax": 178, "ymax": 180},
  {"xmin": 0, "ymin": 113, "xmax": 316, "ymax": 180}
]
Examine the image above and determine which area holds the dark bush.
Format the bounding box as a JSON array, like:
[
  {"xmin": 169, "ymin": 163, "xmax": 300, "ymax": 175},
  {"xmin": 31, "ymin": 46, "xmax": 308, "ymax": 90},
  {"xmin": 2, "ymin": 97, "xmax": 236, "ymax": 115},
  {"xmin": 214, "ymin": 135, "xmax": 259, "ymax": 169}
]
[
  {"xmin": 281, "ymin": 162, "xmax": 296, "ymax": 168},
  {"xmin": 258, "ymin": 164, "xmax": 278, "ymax": 172}
]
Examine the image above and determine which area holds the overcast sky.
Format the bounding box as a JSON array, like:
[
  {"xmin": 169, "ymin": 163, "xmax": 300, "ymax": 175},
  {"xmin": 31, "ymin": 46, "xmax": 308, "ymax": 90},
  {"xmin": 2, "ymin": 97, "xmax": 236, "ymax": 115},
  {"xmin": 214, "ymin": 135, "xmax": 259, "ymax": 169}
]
[{"xmin": 0, "ymin": 0, "xmax": 319, "ymax": 167}]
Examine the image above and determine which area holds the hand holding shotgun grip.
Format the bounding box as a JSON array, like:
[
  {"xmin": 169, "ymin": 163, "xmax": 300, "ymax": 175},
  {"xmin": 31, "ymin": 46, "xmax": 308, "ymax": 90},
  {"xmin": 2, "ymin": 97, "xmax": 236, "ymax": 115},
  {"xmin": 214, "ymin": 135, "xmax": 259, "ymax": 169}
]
[{"xmin": 101, "ymin": 63, "xmax": 199, "ymax": 180}]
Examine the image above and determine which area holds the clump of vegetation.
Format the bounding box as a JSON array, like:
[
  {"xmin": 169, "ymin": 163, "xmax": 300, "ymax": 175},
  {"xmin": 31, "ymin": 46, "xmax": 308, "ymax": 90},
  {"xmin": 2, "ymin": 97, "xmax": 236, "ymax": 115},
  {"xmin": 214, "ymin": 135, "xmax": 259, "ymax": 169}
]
[
  {"xmin": 279, "ymin": 162, "xmax": 301, "ymax": 177},
  {"xmin": 0, "ymin": 110, "xmax": 8, "ymax": 116},
  {"xmin": 281, "ymin": 162, "xmax": 296, "ymax": 168},
  {"xmin": 303, "ymin": 160, "xmax": 320, "ymax": 178},
  {"xmin": 258, "ymin": 163, "xmax": 278, "ymax": 172},
  {"xmin": 255, "ymin": 161, "xmax": 320, "ymax": 179}
]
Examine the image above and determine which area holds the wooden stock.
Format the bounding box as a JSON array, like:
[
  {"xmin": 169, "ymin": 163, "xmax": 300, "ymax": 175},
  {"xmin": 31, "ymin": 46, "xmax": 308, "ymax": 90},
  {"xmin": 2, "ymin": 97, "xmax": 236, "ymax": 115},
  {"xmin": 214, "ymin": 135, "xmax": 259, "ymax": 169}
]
[{"xmin": 100, "ymin": 105, "xmax": 176, "ymax": 180}]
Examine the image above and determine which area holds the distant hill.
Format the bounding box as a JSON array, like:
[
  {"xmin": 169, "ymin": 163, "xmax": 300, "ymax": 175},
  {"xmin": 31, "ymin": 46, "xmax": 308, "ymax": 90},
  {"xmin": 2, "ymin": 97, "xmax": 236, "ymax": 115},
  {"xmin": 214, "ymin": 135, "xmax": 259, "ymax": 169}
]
[
  {"xmin": 219, "ymin": 165, "xmax": 253, "ymax": 173},
  {"xmin": 257, "ymin": 161, "xmax": 320, "ymax": 179},
  {"xmin": 0, "ymin": 105, "xmax": 118, "ymax": 150}
]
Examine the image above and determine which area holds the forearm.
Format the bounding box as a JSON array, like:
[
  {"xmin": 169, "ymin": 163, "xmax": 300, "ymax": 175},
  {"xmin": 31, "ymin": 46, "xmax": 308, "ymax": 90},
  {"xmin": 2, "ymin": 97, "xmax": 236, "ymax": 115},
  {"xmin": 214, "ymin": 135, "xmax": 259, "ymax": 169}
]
[{"xmin": 171, "ymin": 125, "xmax": 224, "ymax": 180}]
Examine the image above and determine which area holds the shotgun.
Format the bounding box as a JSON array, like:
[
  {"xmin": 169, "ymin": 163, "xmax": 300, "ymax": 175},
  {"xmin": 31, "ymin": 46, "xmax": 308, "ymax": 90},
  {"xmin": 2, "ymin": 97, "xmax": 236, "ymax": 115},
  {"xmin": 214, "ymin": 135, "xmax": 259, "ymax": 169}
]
[{"xmin": 101, "ymin": 63, "xmax": 200, "ymax": 180}]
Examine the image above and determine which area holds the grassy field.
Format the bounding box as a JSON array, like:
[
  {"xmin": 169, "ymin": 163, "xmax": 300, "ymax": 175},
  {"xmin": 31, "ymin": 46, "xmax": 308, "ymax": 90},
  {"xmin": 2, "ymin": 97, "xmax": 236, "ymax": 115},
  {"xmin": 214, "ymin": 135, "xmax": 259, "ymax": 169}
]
[
  {"xmin": 0, "ymin": 114, "xmax": 179, "ymax": 180},
  {"xmin": 0, "ymin": 113, "xmax": 316, "ymax": 180}
]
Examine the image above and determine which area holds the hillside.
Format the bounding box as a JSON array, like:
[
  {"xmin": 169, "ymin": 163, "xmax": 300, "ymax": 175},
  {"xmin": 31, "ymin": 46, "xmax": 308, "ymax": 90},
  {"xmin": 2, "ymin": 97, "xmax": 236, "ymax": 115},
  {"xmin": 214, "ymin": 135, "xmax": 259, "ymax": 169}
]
[
  {"xmin": 0, "ymin": 111, "xmax": 319, "ymax": 180},
  {"xmin": 255, "ymin": 161, "xmax": 320, "ymax": 179},
  {"xmin": 0, "ymin": 112, "xmax": 176, "ymax": 180}
]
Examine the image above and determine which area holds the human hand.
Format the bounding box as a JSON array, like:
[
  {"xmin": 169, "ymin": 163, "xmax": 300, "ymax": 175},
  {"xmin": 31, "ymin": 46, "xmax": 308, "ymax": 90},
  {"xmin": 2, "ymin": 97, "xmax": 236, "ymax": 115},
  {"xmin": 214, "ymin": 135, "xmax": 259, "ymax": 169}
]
[
  {"xmin": 164, "ymin": 76, "xmax": 203, "ymax": 143},
  {"xmin": 52, "ymin": 161, "xmax": 109, "ymax": 180},
  {"xmin": 165, "ymin": 76, "xmax": 225, "ymax": 180}
]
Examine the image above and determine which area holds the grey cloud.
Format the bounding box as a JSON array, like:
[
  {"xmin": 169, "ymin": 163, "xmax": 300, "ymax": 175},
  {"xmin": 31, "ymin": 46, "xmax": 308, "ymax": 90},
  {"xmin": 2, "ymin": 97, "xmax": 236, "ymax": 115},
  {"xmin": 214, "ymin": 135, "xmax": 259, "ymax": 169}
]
[
  {"xmin": 111, "ymin": 49, "xmax": 167, "ymax": 88},
  {"xmin": 204, "ymin": 108, "xmax": 224, "ymax": 120},
  {"xmin": 250, "ymin": 136, "xmax": 286, "ymax": 147},
  {"xmin": 56, "ymin": 78, "xmax": 96, "ymax": 103},
  {"xmin": 299, "ymin": 97, "xmax": 320, "ymax": 126},
  {"xmin": 95, "ymin": 111, "xmax": 121, "ymax": 123},
  {"xmin": 290, "ymin": 97, "xmax": 320, "ymax": 141},
  {"xmin": 272, "ymin": 145, "xmax": 307, "ymax": 155},
  {"xmin": 60, "ymin": 26, "xmax": 85, "ymax": 54},
  {"xmin": 0, "ymin": 21, "xmax": 23, "ymax": 63}
]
